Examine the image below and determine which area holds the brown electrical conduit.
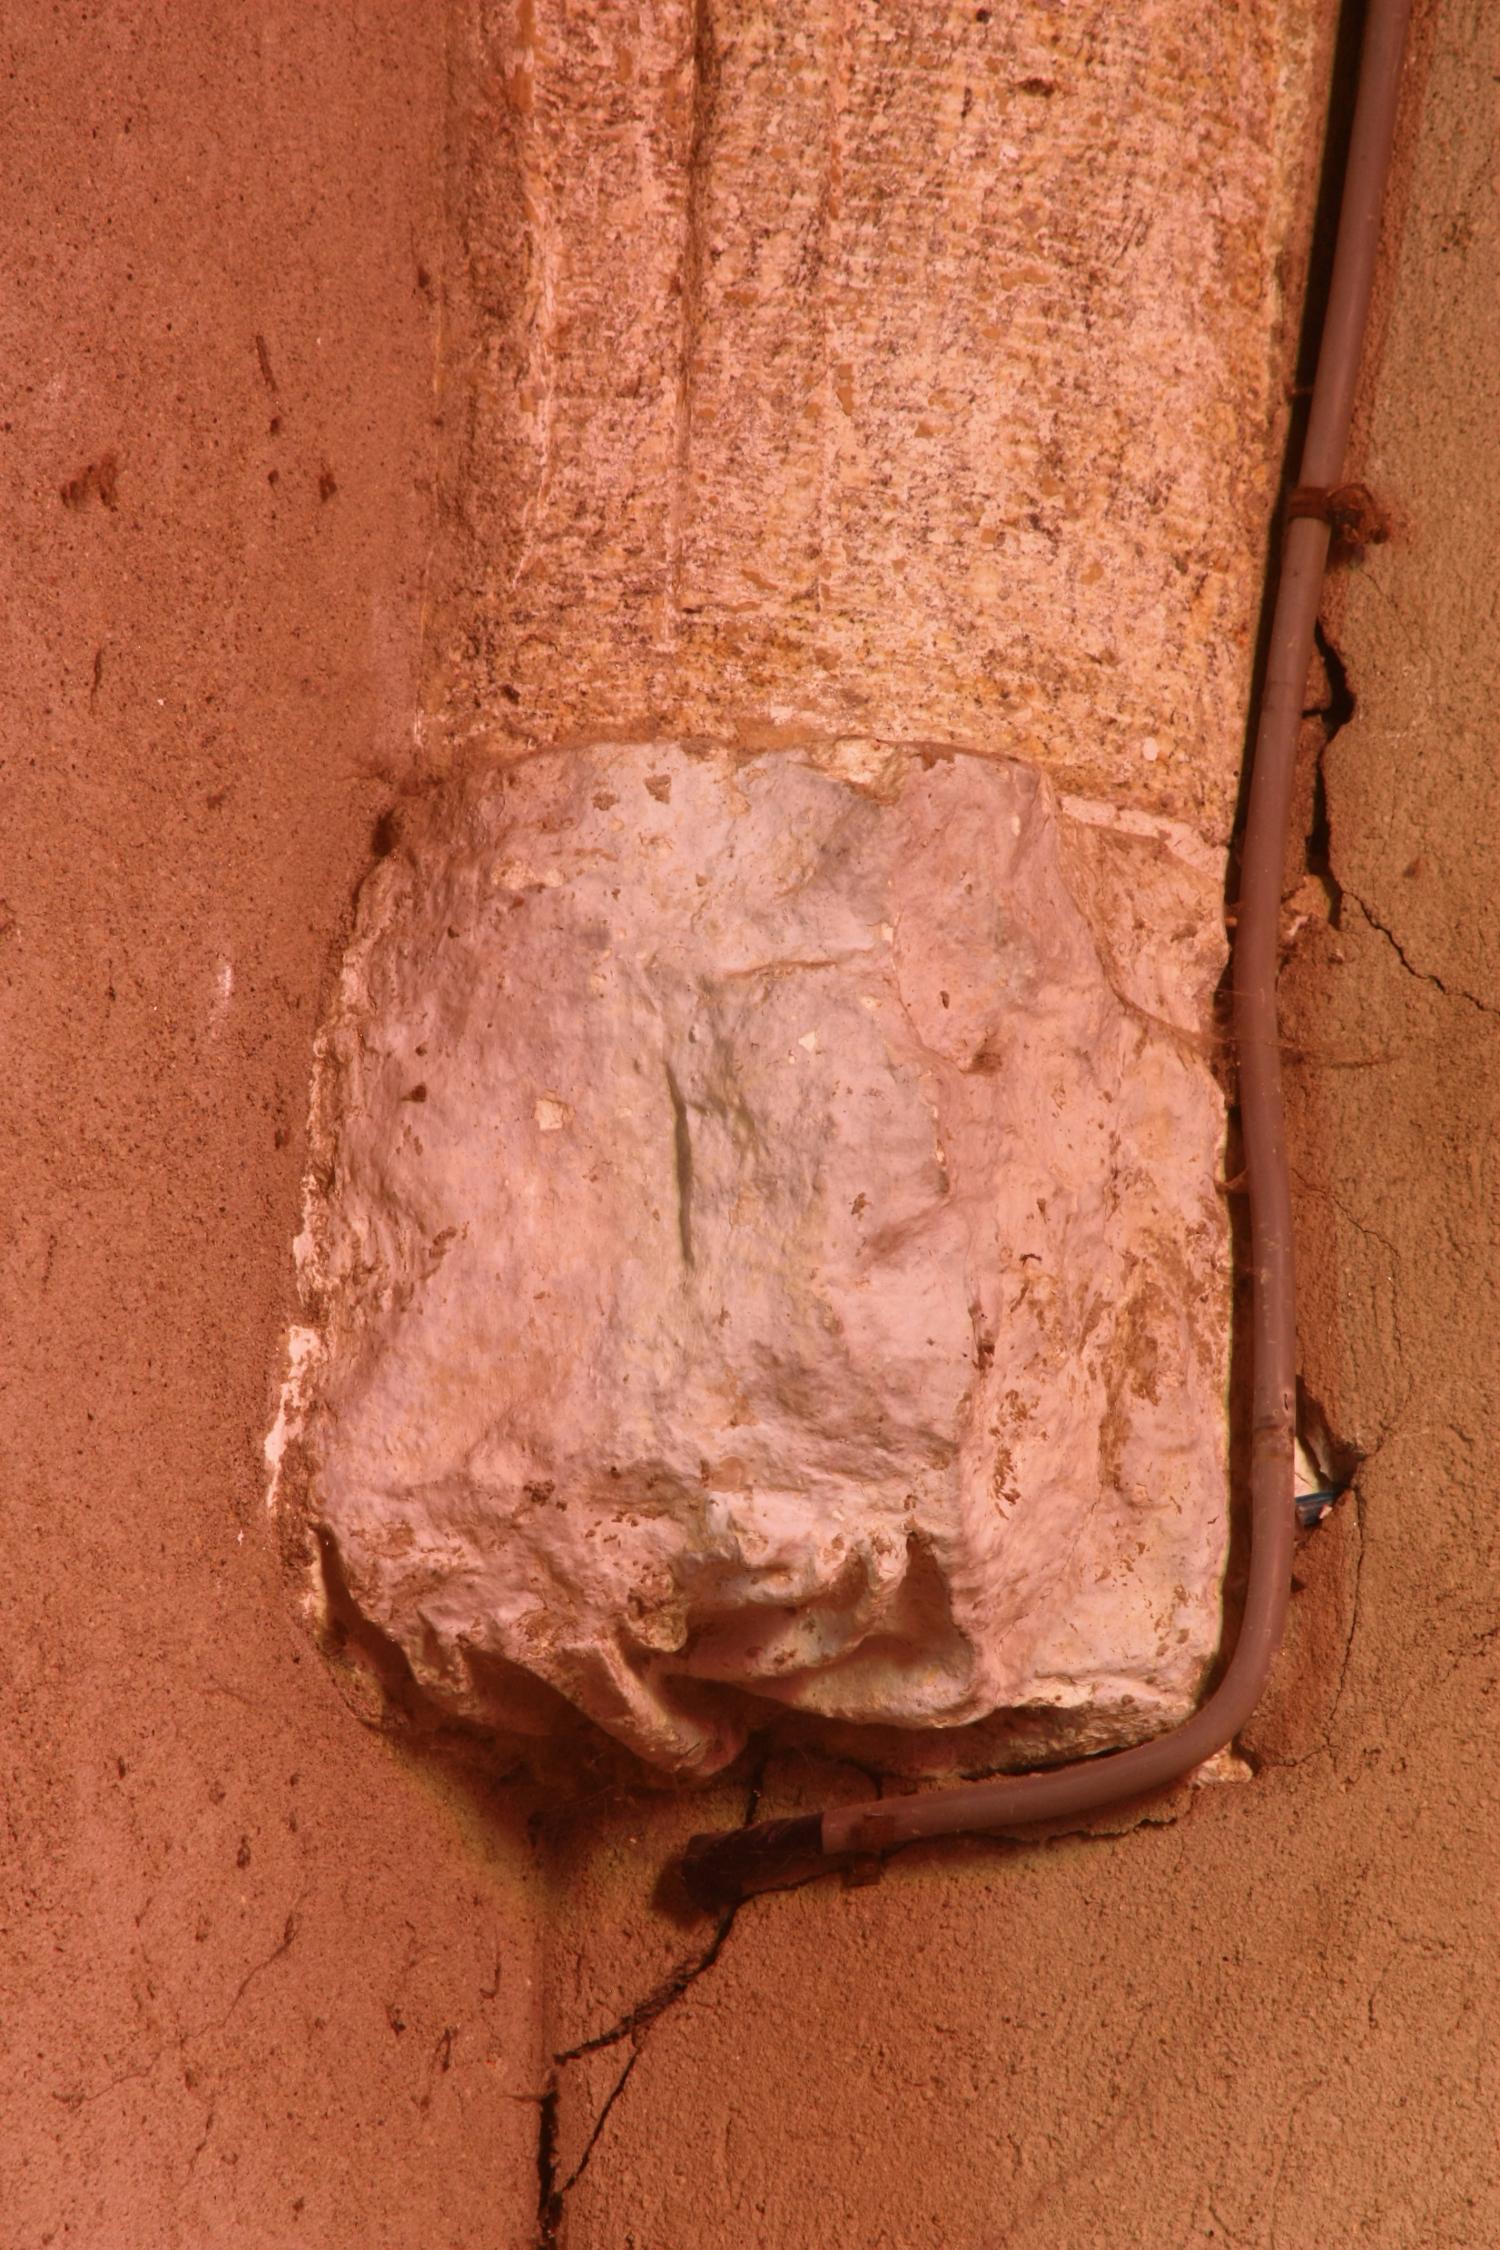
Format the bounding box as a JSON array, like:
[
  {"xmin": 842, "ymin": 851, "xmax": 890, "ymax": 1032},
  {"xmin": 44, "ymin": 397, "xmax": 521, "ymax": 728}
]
[{"xmin": 679, "ymin": 0, "xmax": 1412, "ymax": 1912}]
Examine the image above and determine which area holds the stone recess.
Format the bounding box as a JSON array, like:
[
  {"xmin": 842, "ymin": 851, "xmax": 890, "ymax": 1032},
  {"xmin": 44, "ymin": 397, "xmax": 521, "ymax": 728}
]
[{"xmin": 275, "ymin": 742, "xmax": 1230, "ymax": 1776}]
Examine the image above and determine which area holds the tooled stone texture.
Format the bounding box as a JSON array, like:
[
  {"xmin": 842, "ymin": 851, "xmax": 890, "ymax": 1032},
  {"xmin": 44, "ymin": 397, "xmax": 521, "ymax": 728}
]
[
  {"xmin": 276, "ymin": 742, "xmax": 1229, "ymax": 1776},
  {"xmin": 442, "ymin": 0, "xmax": 1319, "ymax": 838}
]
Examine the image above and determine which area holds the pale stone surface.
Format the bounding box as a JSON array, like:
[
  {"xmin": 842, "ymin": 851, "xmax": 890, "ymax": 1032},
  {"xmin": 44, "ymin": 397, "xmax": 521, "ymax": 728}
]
[
  {"xmin": 274, "ymin": 743, "xmax": 1229, "ymax": 1775},
  {"xmin": 436, "ymin": 0, "xmax": 1319, "ymax": 838}
]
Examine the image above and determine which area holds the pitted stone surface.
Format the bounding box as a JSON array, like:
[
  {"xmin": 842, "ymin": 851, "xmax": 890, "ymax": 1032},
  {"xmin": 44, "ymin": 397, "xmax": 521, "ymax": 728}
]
[
  {"xmin": 274, "ymin": 743, "xmax": 1229, "ymax": 1775},
  {"xmin": 439, "ymin": 0, "xmax": 1319, "ymax": 838}
]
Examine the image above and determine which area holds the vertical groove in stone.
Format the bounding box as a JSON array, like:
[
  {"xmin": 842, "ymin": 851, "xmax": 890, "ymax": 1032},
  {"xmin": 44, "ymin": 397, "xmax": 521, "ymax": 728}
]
[{"xmin": 436, "ymin": 1, "xmax": 1320, "ymax": 836}]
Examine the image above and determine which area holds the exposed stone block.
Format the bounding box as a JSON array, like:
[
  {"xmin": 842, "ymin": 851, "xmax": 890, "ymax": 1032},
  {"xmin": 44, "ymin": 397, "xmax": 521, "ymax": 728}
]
[{"xmin": 272, "ymin": 741, "xmax": 1229, "ymax": 1775}]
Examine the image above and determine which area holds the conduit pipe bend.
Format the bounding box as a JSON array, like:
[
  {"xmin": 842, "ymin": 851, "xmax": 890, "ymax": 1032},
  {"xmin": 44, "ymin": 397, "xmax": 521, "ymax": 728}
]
[{"xmin": 679, "ymin": 0, "xmax": 1412, "ymax": 1912}]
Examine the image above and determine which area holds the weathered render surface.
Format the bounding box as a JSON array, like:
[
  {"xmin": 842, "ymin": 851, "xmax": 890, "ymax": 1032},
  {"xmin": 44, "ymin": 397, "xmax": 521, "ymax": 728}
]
[
  {"xmin": 279, "ymin": 743, "xmax": 1227, "ymax": 1773},
  {"xmin": 1, "ymin": 8, "xmax": 547, "ymax": 2246}
]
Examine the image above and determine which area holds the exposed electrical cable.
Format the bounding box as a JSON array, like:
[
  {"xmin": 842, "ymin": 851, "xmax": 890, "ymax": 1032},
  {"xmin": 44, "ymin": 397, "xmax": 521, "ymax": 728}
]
[{"xmin": 678, "ymin": 0, "xmax": 1412, "ymax": 1911}]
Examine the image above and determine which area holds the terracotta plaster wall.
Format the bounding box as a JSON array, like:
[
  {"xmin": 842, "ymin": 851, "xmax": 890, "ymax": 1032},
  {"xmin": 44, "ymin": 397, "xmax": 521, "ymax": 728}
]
[
  {"xmin": 7, "ymin": 4, "xmax": 1499, "ymax": 2250},
  {"xmin": 0, "ymin": 8, "xmax": 545, "ymax": 2246}
]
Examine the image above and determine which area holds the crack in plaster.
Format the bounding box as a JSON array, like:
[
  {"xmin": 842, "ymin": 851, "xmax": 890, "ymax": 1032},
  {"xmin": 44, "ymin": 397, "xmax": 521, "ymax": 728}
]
[
  {"xmin": 1308, "ymin": 622, "xmax": 1494, "ymax": 1021},
  {"xmin": 534, "ymin": 1763, "xmax": 766, "ymax": 2245},
  {"xmin": 1345, "ymin": 891, "xmax": 1499, "ymax": 1020},
  {"xmin": 50, "ymin": 1894, "xmax": 309, "ymax": 2120},
  {"xmin": 1305, "ymin": 617, "xmax": 1354, "ymax": 926},
  {"xmin": 1289, "ymin": 1164, "xmax": 1400, "ymax": 1267}
]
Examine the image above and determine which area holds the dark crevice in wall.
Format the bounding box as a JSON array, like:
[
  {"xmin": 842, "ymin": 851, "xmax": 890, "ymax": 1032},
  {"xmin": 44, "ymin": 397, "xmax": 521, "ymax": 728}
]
[
  {"xmin": 535, "ymin": 2048, "xmax": 641, "ymax": 2246},
  {"xmin": 1309, "ymin": 615, "xmax": 1355, "ymax": 730},
  {"xmin": 555, "ymin": 1888, "xmax": 741, "ymax": 2067},
  {"xmin": 534, "ymin": 1904, "xmax": 737, "ymax": 2245},
  {"xmin": 534, "ymin": 2083, "xmax": 561, "ymax": 2247},
  {"xmin": 535, "ymin": 1754, "xmax": 767, "ymax": 2245},
  {"xmin": 1305, "ymin": 617, "xmax": 1356, "ymax": 924}
]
